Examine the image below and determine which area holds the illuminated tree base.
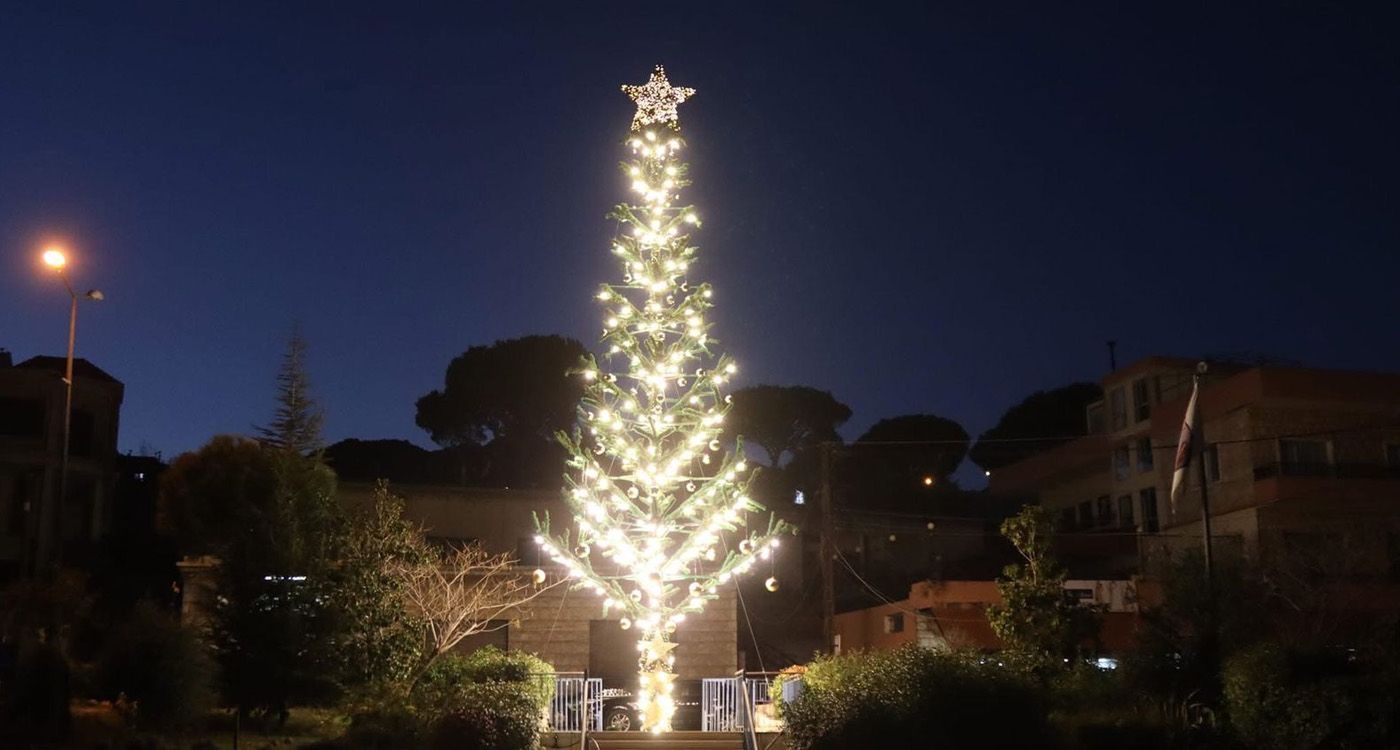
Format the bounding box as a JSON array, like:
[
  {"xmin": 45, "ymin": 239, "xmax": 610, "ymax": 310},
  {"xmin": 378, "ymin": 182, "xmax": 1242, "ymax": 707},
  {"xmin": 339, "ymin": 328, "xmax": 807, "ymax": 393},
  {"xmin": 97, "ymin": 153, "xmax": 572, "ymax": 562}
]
[{"xmin": 636, "ymin": 632, "xmax": 678, "ymax": 732}]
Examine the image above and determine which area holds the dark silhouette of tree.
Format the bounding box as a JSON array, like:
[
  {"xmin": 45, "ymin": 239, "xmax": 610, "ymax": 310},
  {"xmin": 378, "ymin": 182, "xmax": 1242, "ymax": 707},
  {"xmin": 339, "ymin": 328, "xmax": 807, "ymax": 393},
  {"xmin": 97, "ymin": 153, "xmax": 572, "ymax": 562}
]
[
  {"xmin": 414, "ymin": 335, "xmax": 586, "ymax": 488},
  {"xmin": 415, "ymin": 335, "xmax": 588, "ymax": 447},
  {"xmin": 842, "ymin": 414, "xmax": 969, "ymax": 510},
  {"xmin": 856, "ymin": 414, "xmax": 970, "ymax": 481},
  {"xmin": 257, "ymin": 330, "xmax": 324, "ymax": 455},
  {"xmin": 726, "ymin": 385, "xmax": 852, "ymax": 467},
  {"xmin": 160, "ymin": 435, "xmax": 340, "ymax": 716},
  {"xmin": 969, "ymin": 383, "xmax": 1101, "ymax": 471},
  {"xmin": 324, "ymin": 439, "xmax": 435, "ymax": 484}
]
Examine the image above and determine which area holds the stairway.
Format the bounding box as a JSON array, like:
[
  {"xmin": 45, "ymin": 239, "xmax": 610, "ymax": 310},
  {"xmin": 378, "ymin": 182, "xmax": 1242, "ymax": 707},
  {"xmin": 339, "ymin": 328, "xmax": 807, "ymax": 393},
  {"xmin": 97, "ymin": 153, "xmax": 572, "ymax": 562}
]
[{"xmin": 585, "ymin": 730, "xmax": 746, "ymax": 750}]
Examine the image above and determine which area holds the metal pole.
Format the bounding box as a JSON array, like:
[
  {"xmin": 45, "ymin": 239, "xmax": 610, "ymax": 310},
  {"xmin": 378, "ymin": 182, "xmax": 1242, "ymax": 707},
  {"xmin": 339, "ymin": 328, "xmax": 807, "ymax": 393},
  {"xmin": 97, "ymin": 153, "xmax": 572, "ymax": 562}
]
[
  {"xmin": 819, "ymin": 443, "xmax": 836, "ymax": 654},
  {"xmin": 1194, "ymin": 364, "xmax": 1214, "ymax": 594},
  {"xmin": 38, "ymin": 278, "xmax": 79, "ymax": 576}
]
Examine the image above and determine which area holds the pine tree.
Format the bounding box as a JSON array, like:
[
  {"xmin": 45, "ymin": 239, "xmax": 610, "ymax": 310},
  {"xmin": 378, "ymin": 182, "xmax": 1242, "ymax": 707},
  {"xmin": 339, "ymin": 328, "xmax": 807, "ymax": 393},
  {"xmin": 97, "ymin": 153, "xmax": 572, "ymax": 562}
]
[
  {"xmin": 258, "ymin": 329, "xmax": 325, "ymax": 455},
  {"xmin": 536, "ymin": 65, "xmax": 790, "ymax": 732}
]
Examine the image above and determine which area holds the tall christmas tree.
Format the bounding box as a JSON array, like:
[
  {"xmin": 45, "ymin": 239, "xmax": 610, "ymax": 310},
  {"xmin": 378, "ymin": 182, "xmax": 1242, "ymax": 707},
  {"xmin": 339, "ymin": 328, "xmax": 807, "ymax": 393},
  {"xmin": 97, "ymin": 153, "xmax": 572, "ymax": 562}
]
[{"xmin": 536, "ymin": 65, "xmax": 790, "ymax": 733}]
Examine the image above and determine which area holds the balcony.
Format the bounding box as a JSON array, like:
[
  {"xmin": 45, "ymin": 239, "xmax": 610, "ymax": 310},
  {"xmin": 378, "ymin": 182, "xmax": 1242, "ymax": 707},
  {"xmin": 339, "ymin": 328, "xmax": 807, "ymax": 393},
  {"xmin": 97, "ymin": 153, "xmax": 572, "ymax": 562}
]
[{"xmin": 1253, "ymin": 462, "xmax": 1400, "ymax": 481}]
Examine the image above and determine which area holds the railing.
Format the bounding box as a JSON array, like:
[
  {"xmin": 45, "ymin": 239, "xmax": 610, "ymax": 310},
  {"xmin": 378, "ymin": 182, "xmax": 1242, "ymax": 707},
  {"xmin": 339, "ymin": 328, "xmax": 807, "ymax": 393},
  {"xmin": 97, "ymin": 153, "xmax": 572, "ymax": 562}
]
[
  {"xmin": 1253, "ymin": 462, "xmax": 1400, "ymax": 481},
  {"xmin": 701, "ymin": 673, "xmax": 786, "ymax": 734},
  {"xmin": 540, "ymin": 674, "xmax": 602, "ymax": 732}
]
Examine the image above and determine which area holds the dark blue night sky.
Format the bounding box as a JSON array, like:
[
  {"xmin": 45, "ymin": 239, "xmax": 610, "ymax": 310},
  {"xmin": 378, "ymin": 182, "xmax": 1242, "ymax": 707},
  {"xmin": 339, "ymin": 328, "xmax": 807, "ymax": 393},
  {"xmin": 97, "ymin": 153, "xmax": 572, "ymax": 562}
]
[{"xmin": 4, "ymin": 3, "xmax": 1398, "ymax": 481}]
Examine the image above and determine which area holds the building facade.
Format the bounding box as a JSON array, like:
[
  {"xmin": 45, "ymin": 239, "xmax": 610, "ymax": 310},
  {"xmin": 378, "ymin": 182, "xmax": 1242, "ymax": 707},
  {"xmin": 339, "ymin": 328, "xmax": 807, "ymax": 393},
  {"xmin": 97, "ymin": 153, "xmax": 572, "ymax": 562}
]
[
  {"xmin": 335, "ymin": 482, "xmax": 740, "ymax": 686},
  {"xmin": 0, "ymin": 349, "xmax": 124, "ymax": 578},
  {"xmin": 991, "ymin": 357, "xmax": 1400, "ymax": 576}
]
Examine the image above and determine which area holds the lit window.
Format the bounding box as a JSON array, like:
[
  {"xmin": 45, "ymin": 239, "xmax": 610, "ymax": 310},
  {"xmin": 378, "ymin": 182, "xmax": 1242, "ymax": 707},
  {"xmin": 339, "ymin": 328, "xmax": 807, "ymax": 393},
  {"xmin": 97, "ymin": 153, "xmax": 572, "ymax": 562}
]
[
  {"xmin": 793, "ymin": 490, "xmax": 805, "ymax": 505},
  {"xmin": 883, "ymin": 613, "xmax": 905, "ymax": 634}
]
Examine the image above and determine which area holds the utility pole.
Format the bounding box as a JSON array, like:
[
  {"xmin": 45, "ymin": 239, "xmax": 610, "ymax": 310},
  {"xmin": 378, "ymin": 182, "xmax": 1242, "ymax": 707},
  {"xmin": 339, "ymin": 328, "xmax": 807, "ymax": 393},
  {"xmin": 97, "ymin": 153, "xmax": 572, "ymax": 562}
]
[
  {"xmin": 819, "ymin": 442, "xmax": 836, "ymax": 654},
  {"xmin": 1194, "ymin": 362, "xmax": 1215, "ymax": 594}
]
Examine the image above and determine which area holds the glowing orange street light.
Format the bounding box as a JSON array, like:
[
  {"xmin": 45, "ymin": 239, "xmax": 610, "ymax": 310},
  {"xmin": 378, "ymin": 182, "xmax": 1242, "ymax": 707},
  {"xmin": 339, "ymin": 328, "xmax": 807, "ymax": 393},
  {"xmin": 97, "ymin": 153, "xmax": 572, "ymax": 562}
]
[
  {"xmin": 42, "ymin": 247, "xmax": 68, "ymax": 269},
  {"xmin": 32, "ymin": 244, "xmax": 103, "ymax": 576}
]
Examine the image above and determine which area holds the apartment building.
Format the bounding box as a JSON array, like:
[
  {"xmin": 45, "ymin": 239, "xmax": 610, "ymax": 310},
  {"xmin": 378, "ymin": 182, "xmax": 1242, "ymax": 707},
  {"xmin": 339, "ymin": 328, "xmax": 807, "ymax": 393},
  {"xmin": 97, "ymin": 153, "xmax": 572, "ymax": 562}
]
[
  {"xmin": 0, "ymin": 349, "xmax": 125, "ymax": 578},
  {"xmin": 991, "ymin": 356, "xmax": 1400, "ymax": 573}
]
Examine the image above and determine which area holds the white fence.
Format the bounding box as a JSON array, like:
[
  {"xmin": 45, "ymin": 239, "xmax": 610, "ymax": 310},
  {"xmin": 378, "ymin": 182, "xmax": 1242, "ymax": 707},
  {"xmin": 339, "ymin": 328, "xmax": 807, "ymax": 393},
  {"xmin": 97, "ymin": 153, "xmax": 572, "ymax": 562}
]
[
  {"xmin": 700, "ymin": 675, "xmax": 776, "ymax": 732},
  {"xmin": 544, "ymin": 675, "xmax": 603, "ymax": 732}
]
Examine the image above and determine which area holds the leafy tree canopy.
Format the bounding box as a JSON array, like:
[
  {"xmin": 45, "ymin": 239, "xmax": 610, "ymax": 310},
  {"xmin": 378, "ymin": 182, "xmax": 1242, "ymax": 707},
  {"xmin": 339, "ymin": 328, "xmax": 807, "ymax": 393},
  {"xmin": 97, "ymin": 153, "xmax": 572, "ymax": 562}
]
[
  {"xmin": 415, "ymin": 335, "xmax": 588, "ymax": 448},
  {"xmin": 854, "ymin": 413, "xmax": 970, "ymax": 483},
  {"xmin": 969, "ymin": 383, "xmax": 1101, "ymax": 471},
  {"xmin": 726, "ymin": 385, "xmax": 852, "ymax": 467}
]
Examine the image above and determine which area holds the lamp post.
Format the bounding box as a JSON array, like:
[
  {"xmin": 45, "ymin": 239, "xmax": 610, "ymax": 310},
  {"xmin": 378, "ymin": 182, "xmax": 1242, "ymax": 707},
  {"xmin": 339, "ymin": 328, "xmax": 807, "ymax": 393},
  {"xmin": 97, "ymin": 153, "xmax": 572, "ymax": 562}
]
[{"xmin": 37, "ymin": 247, "xmax": 103, "ymax": 575}]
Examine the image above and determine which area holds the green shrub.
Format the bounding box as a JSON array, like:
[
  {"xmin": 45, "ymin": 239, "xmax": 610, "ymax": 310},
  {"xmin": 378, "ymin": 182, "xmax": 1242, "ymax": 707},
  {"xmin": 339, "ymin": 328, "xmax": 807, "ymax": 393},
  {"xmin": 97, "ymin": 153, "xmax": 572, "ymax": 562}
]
[
  {"xmin": 416, "ymin": 647, "xmax": 553, "ymax": 717},
  {"xmin": 2, "ymin": 639, "xmax": 72, "ymax": 739},
  {"xmin": 1222, "ymin": 640, "xmax": 1392, "ymax": 749},
  {"xmin": 426, "ymin": 680, "xmax": 540, "ymax": 750},
  {"xmin": 333, "ymin": 649, "xmax": 553, "ymax": 749},
  {"xmin": 778, "ymin": 646, "xmax": 1050, "ymax": 750},
  {"xmin": 99, "ymin": 601, "xmax": 218, "ymax": 730}
]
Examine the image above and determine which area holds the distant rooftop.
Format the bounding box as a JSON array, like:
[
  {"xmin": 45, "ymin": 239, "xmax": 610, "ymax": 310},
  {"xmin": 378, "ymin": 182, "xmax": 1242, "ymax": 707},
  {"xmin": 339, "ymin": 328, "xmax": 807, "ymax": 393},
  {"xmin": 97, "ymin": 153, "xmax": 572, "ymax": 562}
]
[{"xmin": 11, "ymin": 355, "xmax": 122, "ymax": 384}]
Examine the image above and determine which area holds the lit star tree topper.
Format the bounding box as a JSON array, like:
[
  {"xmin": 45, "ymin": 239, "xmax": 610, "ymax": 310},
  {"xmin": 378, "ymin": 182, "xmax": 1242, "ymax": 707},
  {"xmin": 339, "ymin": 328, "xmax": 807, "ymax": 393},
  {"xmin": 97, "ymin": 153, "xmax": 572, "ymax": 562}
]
[{"xmin": 535, "ymin": 65, "xmax": 791, "ymax": 733}]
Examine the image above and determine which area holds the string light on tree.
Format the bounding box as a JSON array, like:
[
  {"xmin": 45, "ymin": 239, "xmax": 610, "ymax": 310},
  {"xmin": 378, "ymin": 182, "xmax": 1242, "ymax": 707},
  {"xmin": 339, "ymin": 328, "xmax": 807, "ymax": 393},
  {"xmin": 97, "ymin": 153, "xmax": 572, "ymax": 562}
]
[{"xmin": 536, "ymin": 65, "xmax": 791, "ymax": 734}]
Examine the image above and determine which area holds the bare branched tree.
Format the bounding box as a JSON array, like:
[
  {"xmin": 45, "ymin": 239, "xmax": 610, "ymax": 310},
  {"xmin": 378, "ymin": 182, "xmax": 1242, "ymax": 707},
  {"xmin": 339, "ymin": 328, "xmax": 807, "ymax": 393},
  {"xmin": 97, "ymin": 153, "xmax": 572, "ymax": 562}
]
[{"xmin": 395, "ymin": 543, "xmax": 561, "ymax": 681}]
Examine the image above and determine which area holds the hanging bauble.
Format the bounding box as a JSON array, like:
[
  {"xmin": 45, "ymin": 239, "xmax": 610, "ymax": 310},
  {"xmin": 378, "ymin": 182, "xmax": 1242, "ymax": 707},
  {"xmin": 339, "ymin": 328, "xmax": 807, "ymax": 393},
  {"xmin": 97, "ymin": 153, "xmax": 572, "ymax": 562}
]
[
  {"xmin": 576, "ymin": 544, "xmax": 591, "ymax": 558},
  {"xmin": 620, "ymin": 618, "xmax": 632, "ymax": 630},
  {"xmin": 765, "ymin": 576, "xmax": 780, "ymax": 592},
  {"xmin": 532, "ymin": 568, "xmax": 547, "ymax": 585},
  {"xmin": 739, "ymin": 539, "xmax": 753, "ymax": 554},
  {"xmin": 686, "ymin": 482, "xmax": 696, "ymax": 492}
]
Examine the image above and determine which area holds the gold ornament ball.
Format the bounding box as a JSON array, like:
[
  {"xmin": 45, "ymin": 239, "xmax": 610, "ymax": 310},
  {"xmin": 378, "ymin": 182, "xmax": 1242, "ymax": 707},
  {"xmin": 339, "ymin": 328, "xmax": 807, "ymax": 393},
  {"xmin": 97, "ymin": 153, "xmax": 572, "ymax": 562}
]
[
  {"xmin": 620, "ymin": 617, "xmax": 632, "ymax": 630},
  {"xmin": 532, "ymin": 568, "xmax": 547, "ymax": 585},
  {"xmin": 765, "ymin": 576, "xmax": 779, "ymax": 592}
]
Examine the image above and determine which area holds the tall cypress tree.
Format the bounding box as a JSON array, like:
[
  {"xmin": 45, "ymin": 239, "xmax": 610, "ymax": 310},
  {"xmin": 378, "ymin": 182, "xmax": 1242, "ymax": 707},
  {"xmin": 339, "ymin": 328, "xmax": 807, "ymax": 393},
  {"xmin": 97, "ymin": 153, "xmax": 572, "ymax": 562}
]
[{"xmin": 258, "ymin": 329, "xmax": 324, "ymax": 456}]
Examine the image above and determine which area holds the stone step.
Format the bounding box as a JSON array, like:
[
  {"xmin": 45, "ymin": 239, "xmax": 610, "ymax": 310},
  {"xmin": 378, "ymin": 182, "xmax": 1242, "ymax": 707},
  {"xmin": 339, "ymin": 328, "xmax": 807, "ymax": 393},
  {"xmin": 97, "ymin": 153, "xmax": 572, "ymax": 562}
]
[{"xmin": 584, "ymin": 730, "xmax": 746, "ymax": 750}]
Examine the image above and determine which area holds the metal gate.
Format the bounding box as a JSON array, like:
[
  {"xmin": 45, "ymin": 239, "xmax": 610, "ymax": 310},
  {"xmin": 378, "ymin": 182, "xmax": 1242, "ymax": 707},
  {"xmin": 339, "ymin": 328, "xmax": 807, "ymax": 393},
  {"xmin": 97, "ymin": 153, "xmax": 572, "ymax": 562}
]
[
  {"xmin": 547, "ymin": 676, "xmax": 603, "ymax": 732},
  {"xmin": 701, "ymin": 675, "xmax": 773, "ymax": 731}
]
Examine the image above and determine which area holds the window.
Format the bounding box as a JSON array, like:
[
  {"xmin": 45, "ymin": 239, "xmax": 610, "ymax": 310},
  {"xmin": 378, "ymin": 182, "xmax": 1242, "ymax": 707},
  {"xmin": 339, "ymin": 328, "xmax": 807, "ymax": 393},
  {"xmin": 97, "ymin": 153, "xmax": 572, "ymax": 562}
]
[
  {"xmin": 1059, "ymin": 507, "xmax": 1077, "ymax": 531},
  {"xmin": 1113, "ymin": 446, "xmax": 1131, "ymax": 481},
  {"xmin": 69, "ymin": 410, "xmax": 96, "ymax": 458},
  {"xmin": 1140, "ymin": 487, "xmax": 1159, "ymax": 532},
  {"xmin": 1117, "ymin": 495, "xmax": 1135, "ymax": 529},
  {"xmin": 0, "ymin": 398, "xmax": 45, "ymax": 437},
  {"xmin": 884, "ymin": 613, "xmax": 905, "ymax": 634},
  {"xmin": 1096, "ymin": 496, "xmax": 1113, "ymax": 527},
  {"xmin": 1065, "ymin": 588, "xmax": 1094, "ymax": 603},
  {"xmin": 1109, "ymin": 388, "xmax": 1127, "ymax": 431},
  {"xmin": 1132, "ymin": 379, "xmax": 1151, "ymax": 422},
  {"xmin": 1077, "ymin": 501, "xmax": 1093, "ymax": 528},
  {"xmin": 1137, "ymin": 437, "xmax": 1154, "ymax": 473},
  {"xmin": 1086, "ymin": 402, "xmax": 1105, "ymax": 434},
  {"xmin": 1280, "ymin": 439, "xmax": 1330, "ymax": 475}
]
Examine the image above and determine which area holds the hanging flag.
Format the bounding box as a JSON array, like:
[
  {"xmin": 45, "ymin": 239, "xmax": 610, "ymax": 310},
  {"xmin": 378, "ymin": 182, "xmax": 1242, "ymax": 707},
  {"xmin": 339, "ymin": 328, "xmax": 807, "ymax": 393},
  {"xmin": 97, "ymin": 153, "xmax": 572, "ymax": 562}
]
[{"xmin": 1169, "ymin": 377, "xmax": 1200, "ymax": 512}]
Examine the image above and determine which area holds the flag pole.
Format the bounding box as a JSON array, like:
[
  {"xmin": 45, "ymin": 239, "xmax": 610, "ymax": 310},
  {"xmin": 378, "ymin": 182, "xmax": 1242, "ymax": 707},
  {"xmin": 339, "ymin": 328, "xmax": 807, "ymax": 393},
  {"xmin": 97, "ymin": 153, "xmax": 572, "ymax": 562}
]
[{"xmin": 1194, "ymin": 361, "xmax": 1215, "ymax": 594}]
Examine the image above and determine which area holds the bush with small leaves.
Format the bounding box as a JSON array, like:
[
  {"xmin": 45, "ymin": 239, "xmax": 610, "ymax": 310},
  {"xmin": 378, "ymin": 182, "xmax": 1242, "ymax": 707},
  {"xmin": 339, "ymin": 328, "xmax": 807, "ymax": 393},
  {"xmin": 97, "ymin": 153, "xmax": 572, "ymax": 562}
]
[
  {"xmin": 99, "ymin": 601, "xmax": 218, "ymax": 730},
  {"xmin": 778, "ymin": 646, "xmax": 1050, "ymax": 750}
]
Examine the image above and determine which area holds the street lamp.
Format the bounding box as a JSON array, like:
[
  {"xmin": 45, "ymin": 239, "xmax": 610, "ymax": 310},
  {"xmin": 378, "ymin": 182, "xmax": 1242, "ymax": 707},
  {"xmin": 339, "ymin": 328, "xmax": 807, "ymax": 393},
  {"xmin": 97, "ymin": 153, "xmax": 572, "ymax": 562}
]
[{"xmin": 37, "ymin": 246, "xmax": 103, "ymax": 574}]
